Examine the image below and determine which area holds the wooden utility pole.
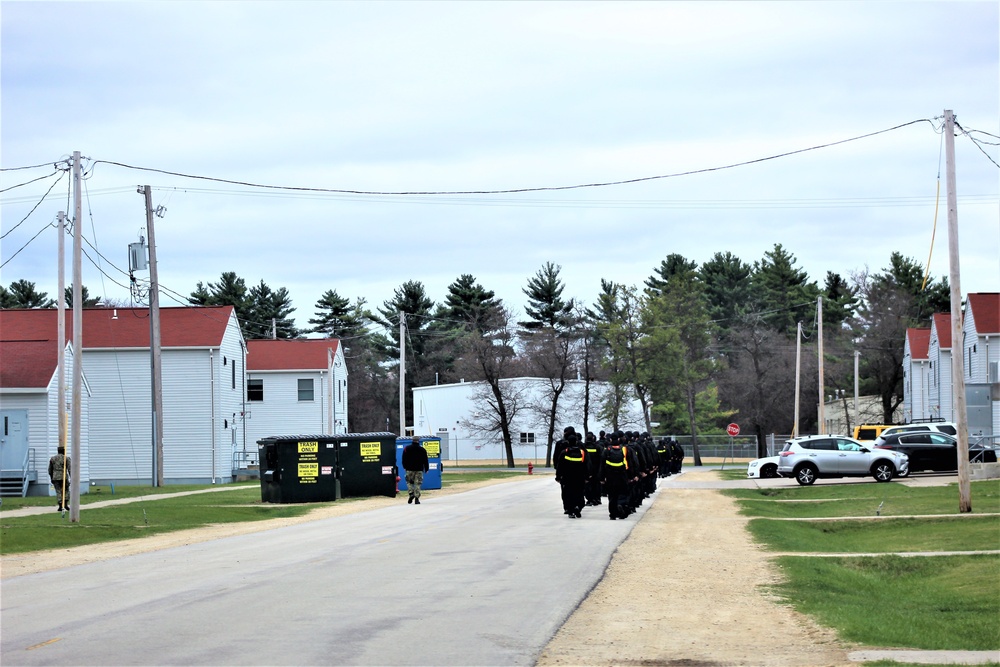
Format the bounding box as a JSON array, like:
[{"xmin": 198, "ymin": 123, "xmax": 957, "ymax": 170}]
[
  {"xmin": 944, "ymin": 110, "xmax": 972, "ymax": 513},
  {"xmin": 793, "ymin": 321, "xmax": 801, "ymax": 438},
  {"xmin": 57, "ymin": 211, "xmax": 67, "ymax": 459},
  {"xmin": 817, "ymin": 296, "xmax": 825, "ymax": 434},
  {"xmin": 398, "ymin": 312, "xmax": 406, "ymax": 436},
  {"xmin": 70, "ymin": 152, "xmax": 82, "ymax": 522},
  {"xmin": 142, "ymin": 186, "xmax": 164, "ymax": 487}
]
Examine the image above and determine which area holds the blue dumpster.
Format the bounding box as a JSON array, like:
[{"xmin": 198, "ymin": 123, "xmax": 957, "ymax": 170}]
[{"xmin": 396, "ymin": 437, "xmax": 442, "ymax": 491}]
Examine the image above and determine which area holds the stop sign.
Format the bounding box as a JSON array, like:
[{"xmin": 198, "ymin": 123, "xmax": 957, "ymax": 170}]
[{"xmin": 726, "ymin": 423, "xmax": 740, "ymax": 436}]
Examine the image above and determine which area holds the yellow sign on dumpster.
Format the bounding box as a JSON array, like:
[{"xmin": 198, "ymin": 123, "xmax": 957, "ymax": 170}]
[{"xmin": 360, "ymin": 441, "xmax": 381, "ymax": 462}]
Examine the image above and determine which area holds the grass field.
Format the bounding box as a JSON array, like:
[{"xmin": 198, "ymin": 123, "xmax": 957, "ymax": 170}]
[{"xmin": 724, "ymin": 479, "xmax": 1000, "ymax": 652}]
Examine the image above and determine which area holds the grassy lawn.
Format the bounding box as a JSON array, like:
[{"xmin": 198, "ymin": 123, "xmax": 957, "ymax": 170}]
[
  {"xmin": 748, "ymin": 515, "xmax": 1000, "ymax": 553},
  {"xmin": 726, "ymin": 479, "xmax": 1000, "ymax": 652},
  {"xmin": 726, "ymin": 480, "xmax": 1000, "ymax": 517},
  {"xmin": 774, "ymin": 555, "xmax": 1000, "ymax": 650},
  {"xmin": 0, "ymin": 470, "xmax": 520, "ymax": 555}
]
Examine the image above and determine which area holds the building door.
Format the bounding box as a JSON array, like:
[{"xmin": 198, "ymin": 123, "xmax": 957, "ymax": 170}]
[{"xmin": 0, "ymin": 410, "xmax": 30, "ymax": 472}]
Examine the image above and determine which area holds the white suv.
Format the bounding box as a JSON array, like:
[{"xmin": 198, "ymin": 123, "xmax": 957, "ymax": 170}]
[
  {"xmin": 777, "ymin": 435, "xmax": 909, "ymax": 485},
  {"xmin": 879, "ymin": 422, "xmax": 958, "ymax": 438}
]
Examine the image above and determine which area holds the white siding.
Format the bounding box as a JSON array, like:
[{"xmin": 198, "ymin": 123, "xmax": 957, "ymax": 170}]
[
  {"xmin": 412, "ymin": 378, "xmax": 645, "ymax": 461},
  {"xmin": 83, "ymin": 311, "xmax": 246, "ymax": 484},
  {"xmin": 243, "ymin": 342, "xmax": 348, "ymax": 449},
  {"xmin": 2, "ymin": 346, "xmax": 90, "ymax": 496}
]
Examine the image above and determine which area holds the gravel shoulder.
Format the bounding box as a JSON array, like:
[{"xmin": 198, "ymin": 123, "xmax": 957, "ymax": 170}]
[{"xmin": 536, "ymin": 470, "xmax": 855, "ymax": 667}]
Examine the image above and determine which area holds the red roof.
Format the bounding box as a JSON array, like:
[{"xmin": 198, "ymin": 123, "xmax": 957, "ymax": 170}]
[
  {"xmin": 0, "ymin": 340, "xmax": 60, "ymax": 389},
  {"xmin": 246, "ymin": 338, "xmax": 339, "ymax": 371},
  {"xmin": 0, "ymin": 306, "xmax": 235, "ymax": 349},
  {"xmin": 967, "ymin": 292, "xmax": 1000, "ymax": 334},
  {"xmin": 931, "ymin": 312, "xmax": 952, "ymax": 348},
  {"xmin": 906, "ymin": 328, "xmax": 930, "ymax": 359}
]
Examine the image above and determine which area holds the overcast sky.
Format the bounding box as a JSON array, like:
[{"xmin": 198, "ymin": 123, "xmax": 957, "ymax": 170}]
[{"xmin": 2, "ymin": 1, "xmax": 998, "ymax": 334}]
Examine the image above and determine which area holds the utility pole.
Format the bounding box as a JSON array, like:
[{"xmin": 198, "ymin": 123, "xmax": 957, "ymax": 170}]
[
  {"xmin": 853, "ymin": 350, "xmax": 860, "ymax": 432},
  {"xmin": 142, "ymin": 186, "xmax": 164, "ymax": 487},
  {"xmin": 57, "ymin": 211, "xmax": 67, "ymax": 462},
  {"xmin": 328, "ymin": 347, "xmax": 334, "ymax": 434},
  {"xmin": 793, "ymin": 321, "xmax": 801, "ymax": 438},
  {"xmin": 398, "ymin": 311, "xmax": 406, "ymax": 436},
  {"xmin": 70, "ymin": 152, "xmax": 82, "ymax": 522},
  {"xmin": 817, "ymin": 296, "xmax": 825, "ymax": 435},
  {"xmin": 944, "ymin": 110, "xmax": 972, "ymax": 513}
]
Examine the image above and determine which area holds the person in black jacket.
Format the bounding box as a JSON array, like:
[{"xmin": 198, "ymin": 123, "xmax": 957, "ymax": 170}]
[
  {"xmin": 402, "ymin": 437, "xmax": 429, "ymax": 505},
  {"xmin": 554, "ymin": 433, "xmax": 588, "ymax": 518}
]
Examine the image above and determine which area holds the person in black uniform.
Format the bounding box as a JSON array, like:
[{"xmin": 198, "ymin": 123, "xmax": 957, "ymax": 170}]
[
  {"xmin": 554, "ymin": 433, "xmax": 588, "ymax": 518},
  {"xmin": 670, "ymin": 438, "xmax": 685, "ymax": 473},
  {"xmin": 582, "ymin": 432, "xmax": 604, "ymax": 506},
  {"xmin": 601, "ymin": 431, "xmax": 631, "ymax": 520}
]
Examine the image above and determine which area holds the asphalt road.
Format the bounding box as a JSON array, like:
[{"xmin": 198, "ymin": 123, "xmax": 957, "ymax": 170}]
[{"xmin": 2, "ymin": 476, "xmax": 657, "ymax": 667}]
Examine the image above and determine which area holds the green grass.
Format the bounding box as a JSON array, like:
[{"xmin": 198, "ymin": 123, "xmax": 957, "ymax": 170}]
[
  {"xmin": 0, "ymin": 481, "xmax": 261, "ymax": 510},
  {"xmin": 0, "ymin": 486, "xmax": 317, "ymax": 554},
  {"xmin": 724, "ymin": 480, "xmax": 1000, "ymax": 518},
  {"xmin": 772, "ymin": 555, "xmax": 1000, "ymax": 650},
  {"xmin": 749, "ymin": 515, "xmax": 1000, "ymax": 553}
]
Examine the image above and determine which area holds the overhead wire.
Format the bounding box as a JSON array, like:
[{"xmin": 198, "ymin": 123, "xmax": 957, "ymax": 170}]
[
  {"xmin": 1, "ymin": 170, "xmax": 67, "ymax": 239},
  {"xmin": 955, "ymin": 120, "xmax": 1000, "ymax": 169},
  {"xmin": 88, "ymin": 119, "xmax": 937, "ymax": 196},
  {"xmin": 0, "ymin": 169, "xmax": 61, "ymax": 194}
]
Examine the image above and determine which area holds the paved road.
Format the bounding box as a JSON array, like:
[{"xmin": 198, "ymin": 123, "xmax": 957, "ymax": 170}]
[{"xmin": 2, "ymin": 476, "xmax": 657, "ymax": 667}]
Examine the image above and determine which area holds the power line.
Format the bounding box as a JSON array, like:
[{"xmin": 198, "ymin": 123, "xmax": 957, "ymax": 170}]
[
  {"xmin": 1, "ymin": 171, "xmax": 67, "ymax": 239},
  {"xmin": 0, "ymin": 220, "xmax": 52, "ymax": 270},
  {"xmin": 0, "ymin": 169, "xmax": 61, "ymax": 194},
  {"xmin": 88, "ymin": 119, "xmax": 936, "ymax": 196}
]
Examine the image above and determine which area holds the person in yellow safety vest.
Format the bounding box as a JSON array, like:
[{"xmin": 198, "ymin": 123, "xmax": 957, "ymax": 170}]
[
  {"xmin": 554, "ymin": 432, "xmax": 588, "ymax": 518},
  {"xmin": 601, "ymin": 431, "xmax": 632, "ymax": 520}
]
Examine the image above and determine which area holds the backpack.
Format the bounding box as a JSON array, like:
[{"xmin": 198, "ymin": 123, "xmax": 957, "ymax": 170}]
[{"xmin": 604, "ymin": 446, "xmax": 627, "ymax": 469}]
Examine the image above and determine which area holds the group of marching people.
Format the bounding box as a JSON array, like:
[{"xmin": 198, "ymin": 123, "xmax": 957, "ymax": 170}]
[{"xmin": 553, "ymin": 427, "xmax": 685, "ymax": 520}]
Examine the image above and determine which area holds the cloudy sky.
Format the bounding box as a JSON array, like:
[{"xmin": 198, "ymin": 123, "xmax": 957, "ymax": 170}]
[{"xmin": 2, "ymin": 1, "xmax": 998, "ymax": 333}]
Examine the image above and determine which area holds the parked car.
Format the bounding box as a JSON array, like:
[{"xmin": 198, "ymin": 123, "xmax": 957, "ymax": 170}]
[
  {"xmin": 879, "ymin": 422, "xmax": 958, "ymax": 438},
  {"xmin": 873, "ymin": 431, "xmax": 997, "ymax": 476},
  {"xmin": 777, "ymin": 434, "xmax": 909, "ymax": 485},
  {"xmin": 747, "ymin": 456, "xmax": 780, "ymax": 479}
]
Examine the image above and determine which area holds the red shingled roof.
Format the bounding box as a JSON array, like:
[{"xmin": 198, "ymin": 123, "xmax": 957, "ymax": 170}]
[
  {"xmin": 0, "ymin": 306, "xmax": 235, "ymax": 348},
  {"xmin": 246, "ymin": 338, "xmax": 339, "ymax": 371},
  {"xmin": 0, "ymin": 340, "xmax": 60, "ymax": 389},
  {"xmin": 906, "ymin": 328, "xmax": 930, "ymax": 359},
  {"xmin": 931, "ymin": 312, "xmax": 952, "ymax": 348},
  {"xmin": 966, "ymin": 292, "xmax": 1000, "ymax": 334}
]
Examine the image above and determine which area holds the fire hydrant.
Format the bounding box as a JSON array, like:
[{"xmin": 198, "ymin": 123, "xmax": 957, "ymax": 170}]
[{"xmin": 527, "ymin": 462, "xmax": 534, "ymax": 475}]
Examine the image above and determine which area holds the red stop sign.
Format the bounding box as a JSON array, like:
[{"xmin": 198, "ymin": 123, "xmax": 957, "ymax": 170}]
[{"xmin": 726, "ymin": 423, "xmax": 740, "ymax": 436}]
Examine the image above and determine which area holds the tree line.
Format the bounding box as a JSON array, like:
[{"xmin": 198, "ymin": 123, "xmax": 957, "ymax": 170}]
[{"xmin": 1, "ymin": 244, "xmax": 949, "ymax": 467}]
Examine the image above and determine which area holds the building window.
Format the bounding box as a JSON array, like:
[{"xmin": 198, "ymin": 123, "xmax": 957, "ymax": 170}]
[
  {"xmin": 232, "ymin": 361, "xmax": 236, "ymax": 390},
  {"xmin": 298, "ymin": 378, "xmax": 314, "ymax": 401},
  {"xmin": 247, "ymin": 379, "xmax": 263, "ymax": 402},
  {"xmin": 519, "ymin": 432, "xmax": 535, "ymax": 444}
]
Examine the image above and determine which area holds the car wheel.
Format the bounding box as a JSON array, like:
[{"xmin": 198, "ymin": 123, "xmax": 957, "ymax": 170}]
[
  {"xmin": 795, "ymin": 464, "xmax": 817, "ymax": 486},
  {"xmin": 872, "ymin": 461, "xmax": 895, "ymax": 482},
  {"xmin": 895, "ymin": 467, "xmax": 910, "ymax": 478},
  {"xmin": 761, "ymin": 464, "xmax": 778, "ymax": 479}
]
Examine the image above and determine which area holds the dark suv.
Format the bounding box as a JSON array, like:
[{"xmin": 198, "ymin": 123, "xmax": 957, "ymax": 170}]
[{"xmin": 873, "ymin": 431, "xmax": 997, "ymax": 476}]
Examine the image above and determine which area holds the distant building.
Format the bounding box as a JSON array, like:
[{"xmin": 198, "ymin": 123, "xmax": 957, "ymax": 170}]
[
  {"xmin": 928, "ymin": 312, "xmax": 954, "ymax": 421},
  {"xmin": 903, "ymin": 327, "xmax": 932, "ymax": 422},
  {"xmin": 0, "ymin": 306, "xmax": 246, "ymax": 486},
  {"xmin": 961, "ymin": 293, "xmax": 999, "ymax": 440},
  {"xmin": 411, "ymin": 377, "xmax": 646, "ymax": 461},
  {"xmin": 0, "ymin": 336, "xmax": 90, "ymax": 497},
  {"xmin": 244, "ymin": 338, "xmax": 348, "ymax": 454}
]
